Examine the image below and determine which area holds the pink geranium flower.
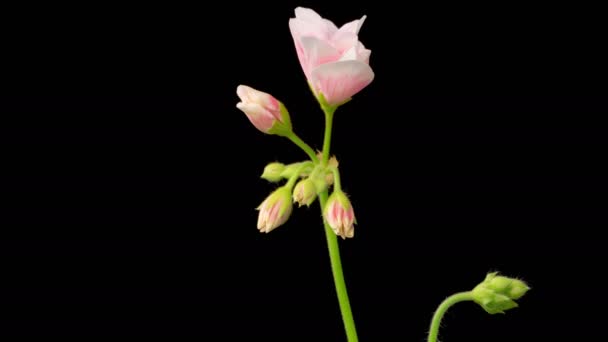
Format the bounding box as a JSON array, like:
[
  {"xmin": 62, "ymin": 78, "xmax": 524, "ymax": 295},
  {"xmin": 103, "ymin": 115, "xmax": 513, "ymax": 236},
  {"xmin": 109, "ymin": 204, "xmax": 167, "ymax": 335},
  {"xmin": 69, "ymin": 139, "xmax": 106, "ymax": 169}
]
[{"xmin": 289, "ymin": 7, "xmax": 374, "ymax": 106}]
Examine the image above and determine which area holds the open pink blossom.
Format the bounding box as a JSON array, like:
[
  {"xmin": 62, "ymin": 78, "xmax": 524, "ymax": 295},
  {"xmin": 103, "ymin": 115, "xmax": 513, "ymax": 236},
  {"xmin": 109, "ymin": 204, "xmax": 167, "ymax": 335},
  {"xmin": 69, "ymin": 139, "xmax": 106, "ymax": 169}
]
[
  {"xmin": 236, "ymin": 85, "xmax": 283, "ymax": 134},
  {"xmin": 289, "ymin": 7, "xmax": 374, "ymax": 106}
]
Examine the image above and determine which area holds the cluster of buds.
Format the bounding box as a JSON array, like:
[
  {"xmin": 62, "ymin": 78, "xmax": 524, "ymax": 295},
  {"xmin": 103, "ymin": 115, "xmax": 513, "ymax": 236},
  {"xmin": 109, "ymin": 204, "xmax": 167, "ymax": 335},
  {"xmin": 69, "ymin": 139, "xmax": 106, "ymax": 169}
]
[
  {"xmin": 255, "ymin": 158, "xmax": 356, "ymax": 239},
  {"xmin": 235, "ymin": 83, "xmax": 357, "ymax": 238},
  {"xmin": 236, "ymin": 7, "xmax": 373, "ymax": 240},
  {"xmin": 471, "ymin": 272, "xmax": 530, "ymax": 314}
]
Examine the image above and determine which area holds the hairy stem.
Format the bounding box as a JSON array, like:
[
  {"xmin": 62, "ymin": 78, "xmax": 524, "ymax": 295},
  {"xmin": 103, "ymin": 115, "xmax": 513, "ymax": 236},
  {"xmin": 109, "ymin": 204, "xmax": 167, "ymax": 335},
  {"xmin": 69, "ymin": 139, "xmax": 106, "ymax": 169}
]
[
  {"xmin": 428, "ymin": 292, "xmax": 474, "ymax": 342},
  {"xmin": 286, "ymin": 132, "xmax": 319, "ymax": 163}
]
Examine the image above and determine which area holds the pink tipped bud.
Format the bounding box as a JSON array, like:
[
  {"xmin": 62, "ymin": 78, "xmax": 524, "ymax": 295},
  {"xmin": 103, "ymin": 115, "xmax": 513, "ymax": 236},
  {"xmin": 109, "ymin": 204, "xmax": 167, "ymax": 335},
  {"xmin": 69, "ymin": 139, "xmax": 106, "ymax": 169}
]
[
  {"xmin": 324, "ymin": 191, "xmax": 356, "ymax": 239},
  {"xmin": 236, "ymin": 85, "xmax": 292, "ymax": 135},
  {"xmin": 257, "ymin": 186, "xmax": 293, "ymax": 233}
]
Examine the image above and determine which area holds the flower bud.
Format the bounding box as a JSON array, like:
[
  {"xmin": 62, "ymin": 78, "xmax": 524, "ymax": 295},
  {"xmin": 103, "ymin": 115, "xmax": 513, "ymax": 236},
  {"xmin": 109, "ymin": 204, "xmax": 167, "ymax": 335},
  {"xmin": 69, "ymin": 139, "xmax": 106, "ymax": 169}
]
[
  {"xmin": 257, "ymin": 186, "xmax": 293, "ymax": 233},
  {"xmin": 236, "ymin": 85, "xmax": 292, "ymax": 136},
  {"xmin": 324, "ymin": 190, "xmax": 356, "ymax": 239},
  {"xmin": 261, "ymin": 162, "xmax": 285, "ymax": 182},
  {"xmin": 293, "ymin": 178, "xmax": 317, "ymax": 207},
  {"xmin": 471, "ymin": 272, "xmax": 530, "ymax": 314}
]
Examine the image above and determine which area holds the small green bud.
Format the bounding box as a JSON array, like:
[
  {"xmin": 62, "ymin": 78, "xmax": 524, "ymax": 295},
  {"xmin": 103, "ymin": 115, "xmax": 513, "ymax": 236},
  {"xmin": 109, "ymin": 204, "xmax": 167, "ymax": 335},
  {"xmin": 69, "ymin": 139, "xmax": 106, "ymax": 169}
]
[
  {"xmin": 261, "ymin": 162, "xmax": 286, "ymax": 182},
  {"xmin": 293, "ymin": 178, "xmax": 317, "ymax": 207},
  {"xmin": 471, "ymin": 272, "xmax": 530, "ymax": 314},
  {"xmin": 508, "ymin": 279, "xmax": 530, "ymax": 300}
]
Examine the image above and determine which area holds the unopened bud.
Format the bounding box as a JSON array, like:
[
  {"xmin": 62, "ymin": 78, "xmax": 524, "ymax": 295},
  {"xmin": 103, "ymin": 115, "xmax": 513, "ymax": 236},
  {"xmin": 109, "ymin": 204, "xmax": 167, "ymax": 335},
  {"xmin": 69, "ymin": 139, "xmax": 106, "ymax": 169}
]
[
  {"xmin": 471, "ymin": 272, "xmax": 530, "ymax": 314},
  {"xmin": 293, "ymin": 178, "xmax": 317, "ymax": 207},
  {"xmin": 257, "ymin": 186, "xmax": 293, "ymax": 233},
  {"xmin": 261, "ymin": 162, "xmax": 285, "ymax": 182},
  {"xmin": 324, "ymin": 190, "xmax": 356, "ymax": 239},
  {"xmin": 236, "ymin": 85, "xmax": 292, "ymax": 136}
]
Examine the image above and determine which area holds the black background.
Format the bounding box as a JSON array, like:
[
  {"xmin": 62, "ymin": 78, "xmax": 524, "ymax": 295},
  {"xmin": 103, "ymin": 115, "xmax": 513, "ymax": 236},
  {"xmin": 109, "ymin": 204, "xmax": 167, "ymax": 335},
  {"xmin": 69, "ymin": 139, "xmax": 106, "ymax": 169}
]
[{"xmin": 2, "ymin": 0, "xmax": 606, "ymax": 340}]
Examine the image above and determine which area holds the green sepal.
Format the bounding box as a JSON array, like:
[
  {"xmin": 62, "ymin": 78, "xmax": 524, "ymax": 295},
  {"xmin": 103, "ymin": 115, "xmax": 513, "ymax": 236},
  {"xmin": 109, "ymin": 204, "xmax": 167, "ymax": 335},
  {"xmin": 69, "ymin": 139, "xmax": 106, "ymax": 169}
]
[{"xmin": 267, "ymin": 101, "xmax": 293, "ymax": 137}]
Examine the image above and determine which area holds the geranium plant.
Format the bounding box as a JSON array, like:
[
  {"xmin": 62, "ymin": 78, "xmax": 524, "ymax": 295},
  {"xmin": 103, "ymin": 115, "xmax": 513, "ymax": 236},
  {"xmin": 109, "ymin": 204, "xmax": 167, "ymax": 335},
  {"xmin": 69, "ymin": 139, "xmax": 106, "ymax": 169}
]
[{"xmin": 236, "ymin": 7, "xmax": 529, "ymax": 341}]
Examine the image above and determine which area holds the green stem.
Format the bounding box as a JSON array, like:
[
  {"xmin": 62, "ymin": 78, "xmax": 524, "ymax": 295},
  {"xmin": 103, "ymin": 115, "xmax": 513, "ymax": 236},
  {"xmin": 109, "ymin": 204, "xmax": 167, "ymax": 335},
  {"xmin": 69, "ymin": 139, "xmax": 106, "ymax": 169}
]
[
  {"xmin": 286, "ymin": 132, "xmax": 319, "ymax": 163},
  {"xmin": 319, "ymin": 191, "xmax": 357, "ymax": 341},
  {"xmin": 329, "ymin": 166, "xmax": 342, "ymax": 192},
  {"xmin": 321, "ymin": 107, "xmax": 335, "ymax": 165},
  {"xmin": 285, "ymin": 162, "xmax": 312, "ymax": 189},
  {"xmin": 428, "ymin": 291, "xmax": 474, "ymax": 342},
  {"xmin": 320, "ymin": 106, "xmax": 357, "ymax": 342}
]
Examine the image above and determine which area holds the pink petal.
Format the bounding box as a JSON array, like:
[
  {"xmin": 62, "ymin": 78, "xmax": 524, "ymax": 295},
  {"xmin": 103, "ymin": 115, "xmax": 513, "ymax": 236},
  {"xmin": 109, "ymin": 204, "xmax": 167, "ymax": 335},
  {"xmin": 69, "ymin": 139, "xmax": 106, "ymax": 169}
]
[
  {"xmin": 290, "ymin": 20, "xmax": 338, "ymax": 77},
  {"xmin": 300, "ymin": 36, "xmax": 341, "ymax": 78},
  {"xmin": 310, "ymin": 60, "xmax": 375, "ymax": 106},
  {"xmin": 339, "ymin": 46, "xmax": 358, "ymax": 61},
  {"xmin": 339, "ymin": 44, "xmax": 371, "ymax": 64},
  {"xmin": 289, "ymin": 16, "xmax": 335, "ymax": 42},
  {"xmin": 289, "ymin": 18, "xmax": 325, "ymax": 41},
  {"xmin": 290, "ymin": 8, "xmax": 338, "ymax": 42},
  {"xmin": 267, "ymin": 201, "xmax": 281, "ymax": 227},
  {"xmin": 331, "ymin": 16, "xmax": 367, "ymax": 53},
  {"xmin": 327, "ymin": 201, "xmax": 339, "ymax": 227},
  {"xmin": 295, "ymin": 7, "xmax": 322, "ymax": 22},
  {"xmin": 236, "ymin": 103, "xmax": 276, "ymax": 132},
  {"xmin": 257, "ymin": 199, "xmax": 269, "ymax": 229},
  {"xmin": 236, "ymin": 85, "xmax": 278, "ymax": 112},
  {"xmin": 288, "ymin": 19, "xmax": 309, "ymax": 77},
  {"xmin": 357, "ymin": 42, "xmax": 371, "ymax": 64},
  {"xmin": 331, "ymin": 31, "xmax": 358, "ymax": 54},
  {"xmin": 322, "ymin": 19, "xmax": 338, "ymax": 37},
  {"xmin": 337, "ymin": 16, "xmax": 367, "ymax": 35}
]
